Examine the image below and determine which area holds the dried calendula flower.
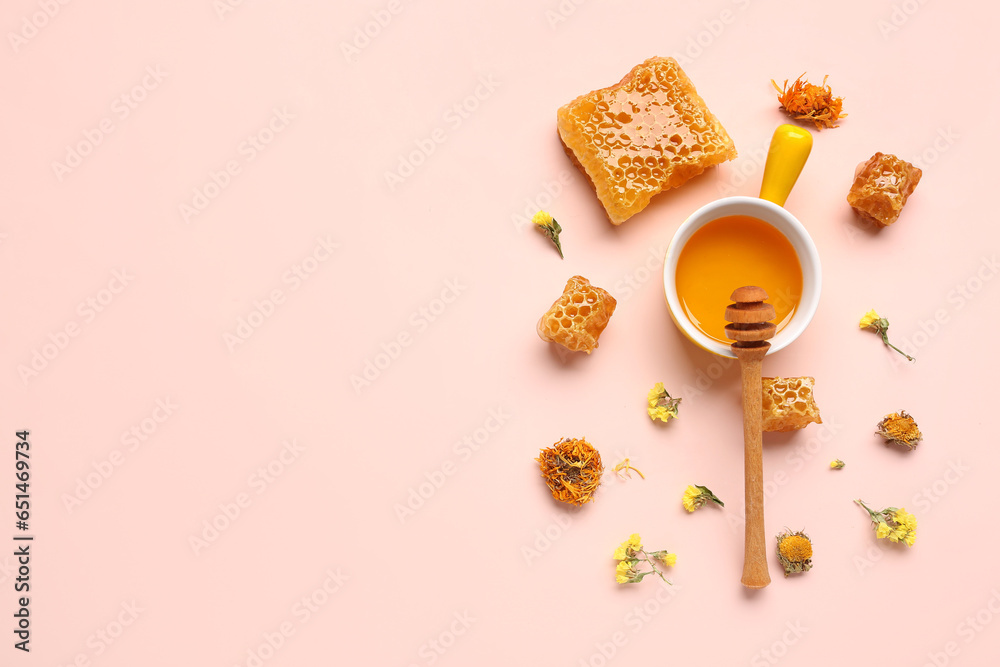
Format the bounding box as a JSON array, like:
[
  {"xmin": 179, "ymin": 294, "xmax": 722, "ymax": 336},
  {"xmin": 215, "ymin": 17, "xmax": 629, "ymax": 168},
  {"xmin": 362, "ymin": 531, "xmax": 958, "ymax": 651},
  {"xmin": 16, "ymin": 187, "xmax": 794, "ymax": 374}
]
[
  {"xmin": 772, "ymin": 73, "xmax": 845, "ymax": 129},
  {"xmin": 682, "ymin": 484, "xmax": 724, "ymax": 512},
  {"xmin": 860, "ymin": 309, "xmax": 914, "ymax": 361},
  {"xmin": 775, "ymin": 530, "xmax": 813, "ymax": 576},
  {"xmin": 613, "ymin": 458, "xmax": 645, "ymax": 480},
  {"xmin": 613, "ymin": 533, "xmax": 675, "ymax": 584},
  {"xmin": 830, "ymin": 459, "xmax": 846, "ymax": 469},
  {"xmin": 532, "ymin": 210, "xmax": 563, "ymax": 259},
  {"xmin": 856, "ymin": 500, "xmax": 917, "ymax": 546},
  {"xmin": 536, "ymin": 437, "xmax": 604, "ymax": 506},
  {"xmin": 876, "ymin": 411, "xmax": 922, "ymax": 449},
  {"xmin": 647, "ymin": 382, "xmax": 681, "ymax": 423}
]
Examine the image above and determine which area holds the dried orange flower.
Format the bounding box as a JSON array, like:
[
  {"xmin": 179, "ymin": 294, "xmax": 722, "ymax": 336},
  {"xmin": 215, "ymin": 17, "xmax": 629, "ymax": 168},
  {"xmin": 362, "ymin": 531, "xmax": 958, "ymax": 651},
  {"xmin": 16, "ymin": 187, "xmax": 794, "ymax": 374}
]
[
  {"xmin": 876, "ymin": 411, "xmax": 922, "ymax": 449},
  {"xmin": 536, "ymin": 437, "xmax": 604, "ymax": 506},
  {"xmin": 775, "ymin": 529, "xmax": 813, "ymax": 576},
  {"xmin": 772, "ymin": 74, "xmax": 845, "ymax": 129}
]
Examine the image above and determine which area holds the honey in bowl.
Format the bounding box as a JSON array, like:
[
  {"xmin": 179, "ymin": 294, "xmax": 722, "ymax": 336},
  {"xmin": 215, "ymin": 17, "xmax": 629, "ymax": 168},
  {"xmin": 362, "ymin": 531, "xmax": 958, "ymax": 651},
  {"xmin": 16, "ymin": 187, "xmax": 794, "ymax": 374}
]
[{"xmin": 674, "ymin": 215, "xmax": 803, "ymax": 344}]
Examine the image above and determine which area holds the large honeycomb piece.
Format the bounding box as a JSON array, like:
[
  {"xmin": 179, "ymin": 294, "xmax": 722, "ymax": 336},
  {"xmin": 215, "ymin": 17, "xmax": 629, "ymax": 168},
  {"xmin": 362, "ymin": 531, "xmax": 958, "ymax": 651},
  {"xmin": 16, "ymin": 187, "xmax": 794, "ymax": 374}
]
[
  {"xmin": 847, "ymin": 152, "xmax": 922, "ymax": 227},
  {"xmin": 537, "ymin": 276, "xmax": 617, "ymax": 354},
  {"xmin": 761, "ymin": 377, "xmax": 823, "ymax": 433},
  {"xmin": 557, "ymin": 56, "xmax": 737, "ymax": 225}
]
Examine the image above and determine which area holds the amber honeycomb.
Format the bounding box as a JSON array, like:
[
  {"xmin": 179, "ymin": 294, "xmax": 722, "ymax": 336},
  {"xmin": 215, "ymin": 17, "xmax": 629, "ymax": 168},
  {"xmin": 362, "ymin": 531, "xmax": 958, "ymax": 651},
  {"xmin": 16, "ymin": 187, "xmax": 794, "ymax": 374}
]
[
  {"xmin": 557, "ymin": 56, "xmax": 737, "ymax": 225},
  {"xmin": 761, "ymin": 377, "xmax": 823, "ymax": 433},
  {"xmin": 847, "ymin": 152, "xmax": 922, "ymax": 227},
  {"xmin": 537, "ymin": 276, "xmax": 617, "ymax": 354}
]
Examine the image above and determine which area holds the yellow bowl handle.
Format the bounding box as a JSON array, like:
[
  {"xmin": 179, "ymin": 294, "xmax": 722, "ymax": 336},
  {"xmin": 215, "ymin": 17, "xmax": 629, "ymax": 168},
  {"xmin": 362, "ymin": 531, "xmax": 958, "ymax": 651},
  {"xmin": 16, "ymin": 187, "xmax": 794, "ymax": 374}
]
[{"xmin": 759, "ymin": 124, "xmax": 812, "ymax": 207}]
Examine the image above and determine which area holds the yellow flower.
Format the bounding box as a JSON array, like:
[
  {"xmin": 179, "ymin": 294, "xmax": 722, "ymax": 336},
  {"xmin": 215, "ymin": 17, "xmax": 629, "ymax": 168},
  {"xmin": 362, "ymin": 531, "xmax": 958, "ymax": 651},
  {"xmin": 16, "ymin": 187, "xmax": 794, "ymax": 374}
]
[
  {"xmin": 615, "ymin": 560, "xmax": 636, "ymax": 584},
  {"xmin": 614, "ymin": 533, "xmax": 642, "ymax": 560},
  {"xmin": 682, "ymin": 485, "xmax": 700, "ymax": 512},
  {"xmin": 858, "ymin": 500, "xmax": 917, "ymax": 547},
  {"xmin": 859, "ymin": 311, "xmax": 914, "ymax": 361},
  {"xmin": 647, "ymin": 383, "xmax": 681, "ymax": 423},
  {"xmin": 612, "ymin": 536, "xmax": 674, "ymax": 586},
  {"xmin": 859, "ymin": 309, "xmax": 880, "ymax": 329},
  {"xmin": 891, "ymin": 508, "xmax": 917, "ymax": 546},
  {"xmin": 647, "ymin": 382, "xmax": 665, "ymax": 407},
  {"xmin": 532, "ymin": 210, "xmax": 554, "ymax": 227},
  {"xmin": 830, "ymin": 459, "xmax": 845, "ymax": 469},
  {"xmin": 682, "ymin": 484, "xmax": 724, "ymax": 512}
]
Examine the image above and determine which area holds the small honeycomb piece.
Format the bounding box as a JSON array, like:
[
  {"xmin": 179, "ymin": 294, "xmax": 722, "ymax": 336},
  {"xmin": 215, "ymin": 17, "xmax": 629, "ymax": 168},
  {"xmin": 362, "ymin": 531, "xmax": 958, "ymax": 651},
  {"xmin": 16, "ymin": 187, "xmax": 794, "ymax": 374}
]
[
  {"xmin": 557, "ymin": 56, "xmax": 737, "ymax": 225},
  {"xmin": 847, "ymin": 152, "xmax": 922, "ymax": 227},
  {"xmin": 761, "ymin": 376, "xmax": 822, "ymax": 433},
  {"xmin": 537, "ymin": 276, "xmax": 617, "ymax": 354}
]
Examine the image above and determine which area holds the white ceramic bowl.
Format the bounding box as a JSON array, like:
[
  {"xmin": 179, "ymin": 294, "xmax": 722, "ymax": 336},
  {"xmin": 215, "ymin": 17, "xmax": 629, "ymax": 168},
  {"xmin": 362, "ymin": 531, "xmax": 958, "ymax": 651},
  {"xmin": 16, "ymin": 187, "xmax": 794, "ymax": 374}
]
[{"xmin": 662, "ymin": 196, "xmax": 822, "ymax": 357}]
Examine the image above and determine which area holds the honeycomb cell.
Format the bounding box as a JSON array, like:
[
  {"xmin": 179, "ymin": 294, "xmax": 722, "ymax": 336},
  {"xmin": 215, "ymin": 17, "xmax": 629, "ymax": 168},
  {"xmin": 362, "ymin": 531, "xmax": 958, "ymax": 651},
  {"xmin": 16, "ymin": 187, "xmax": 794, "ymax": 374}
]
[
  {"xmin": 847, "ymin": 152, "xmax": 922, "ymax": 227},
  {"xmin": 761, "ymin": 377, "xmax": 823, "ymax": 433},
  {"xmin": 537, "ymin": 276, "xmax": 617, "ymax": 354},
  {"xmin": 557, "ymin": 57, "xmax": 737, "ymax": 225}
]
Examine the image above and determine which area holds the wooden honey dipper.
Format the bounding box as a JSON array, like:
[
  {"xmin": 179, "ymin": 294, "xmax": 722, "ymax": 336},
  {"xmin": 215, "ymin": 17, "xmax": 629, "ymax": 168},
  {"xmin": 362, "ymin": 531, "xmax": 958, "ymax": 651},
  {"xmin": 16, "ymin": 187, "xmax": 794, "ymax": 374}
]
[{"xmin": 724, "ymin": 286, "xmax": 776, "ymax": 589}]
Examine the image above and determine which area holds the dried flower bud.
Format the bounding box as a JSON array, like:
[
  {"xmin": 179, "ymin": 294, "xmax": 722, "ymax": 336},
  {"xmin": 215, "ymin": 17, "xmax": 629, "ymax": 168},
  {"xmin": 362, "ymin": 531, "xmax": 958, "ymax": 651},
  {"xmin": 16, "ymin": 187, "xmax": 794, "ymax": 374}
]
[
  {"xmin": 532, "ymin": 210, "xmax": 564, "ymax": 259},
  {"xmin": 876, "ymin": 411, "xmax": 922, "ymax": 449},
  {"xmin": 775, "ymin": 530, "xmax": 813, "ymax": 576}
]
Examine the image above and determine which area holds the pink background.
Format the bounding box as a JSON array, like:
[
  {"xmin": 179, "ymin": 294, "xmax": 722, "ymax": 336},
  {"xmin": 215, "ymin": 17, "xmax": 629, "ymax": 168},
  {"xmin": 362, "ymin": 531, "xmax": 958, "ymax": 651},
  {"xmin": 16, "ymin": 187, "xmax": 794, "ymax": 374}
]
[{"xmin": 3, "ymin": 0, "xmax": 999, "ymax": 664}]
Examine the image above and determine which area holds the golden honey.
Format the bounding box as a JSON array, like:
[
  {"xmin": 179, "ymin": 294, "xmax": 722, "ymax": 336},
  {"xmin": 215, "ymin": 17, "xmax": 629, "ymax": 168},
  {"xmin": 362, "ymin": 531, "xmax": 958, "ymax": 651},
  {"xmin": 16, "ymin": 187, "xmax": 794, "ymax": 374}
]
[{"xmin": 675, "ymin": 215, "xmax": 802, "ymax": 344}]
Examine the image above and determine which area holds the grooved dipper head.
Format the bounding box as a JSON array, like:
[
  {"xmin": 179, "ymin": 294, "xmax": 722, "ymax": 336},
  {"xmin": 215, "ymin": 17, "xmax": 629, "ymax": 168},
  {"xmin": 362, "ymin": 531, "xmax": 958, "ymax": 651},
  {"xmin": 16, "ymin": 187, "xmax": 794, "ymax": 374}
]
[{"xmin": 725, "ymin": 286, "xmax": 776, "ymax": 348}]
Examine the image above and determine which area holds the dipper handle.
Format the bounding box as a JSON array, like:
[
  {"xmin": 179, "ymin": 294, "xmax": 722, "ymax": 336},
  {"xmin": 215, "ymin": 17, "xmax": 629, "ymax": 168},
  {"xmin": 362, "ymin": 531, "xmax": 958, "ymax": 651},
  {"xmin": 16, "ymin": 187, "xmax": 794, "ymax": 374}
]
[
  {"xmin": 725, "ymin": 286, "xmax": 775, "ymax": 589},
  {"xmin": 736, "ymin": 346, "xmax": 770, "ymax": 589}
]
